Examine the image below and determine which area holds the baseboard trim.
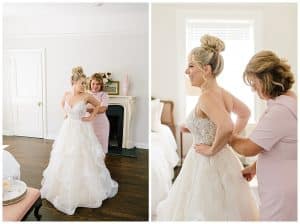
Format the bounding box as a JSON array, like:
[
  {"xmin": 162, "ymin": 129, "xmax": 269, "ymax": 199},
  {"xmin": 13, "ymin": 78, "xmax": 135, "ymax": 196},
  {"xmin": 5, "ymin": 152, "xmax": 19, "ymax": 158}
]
[
  {"xmin": 134, "ymin": 142, "xmax": 148, "ymax": 149},
  {"xmin": 3, "ymin": 130, "xmax": 14, "ymax": 136},
  {"xmin": 45, "ymin": 134, "xmax": 56, "ymax": 140},
  {"xmin": 5, "ymin": 133, "xmax": 149, "ymax": 150}
]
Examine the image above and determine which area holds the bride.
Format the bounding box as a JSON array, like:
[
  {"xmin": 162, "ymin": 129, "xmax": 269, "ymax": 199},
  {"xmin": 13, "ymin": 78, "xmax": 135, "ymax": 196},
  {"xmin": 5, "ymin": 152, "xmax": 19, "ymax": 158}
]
[
  {"xmin": 40, "ymin": 66, "xmax": 118, "ymax": 215},
  {"xmin": 156, "ymin": 35, "xmax": 258, "ymax": 221}
]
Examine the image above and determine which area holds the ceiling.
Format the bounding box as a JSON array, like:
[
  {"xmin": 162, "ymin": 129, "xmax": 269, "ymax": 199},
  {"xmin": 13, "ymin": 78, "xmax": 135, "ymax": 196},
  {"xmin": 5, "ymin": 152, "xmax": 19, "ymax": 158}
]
[{"xmin": 3, "ymin": 3, "xmax": 148, "ymax": 17}]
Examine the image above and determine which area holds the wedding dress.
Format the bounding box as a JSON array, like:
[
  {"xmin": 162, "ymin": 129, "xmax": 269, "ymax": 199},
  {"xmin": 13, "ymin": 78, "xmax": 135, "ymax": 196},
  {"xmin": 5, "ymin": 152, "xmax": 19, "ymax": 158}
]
[
  {"xmin": 156, "ymin": 108, "xmax": 259, "ymax": 221},
  {"xmin": 40, "ymin": 100, "xmax": 118, "ymax": 215}
]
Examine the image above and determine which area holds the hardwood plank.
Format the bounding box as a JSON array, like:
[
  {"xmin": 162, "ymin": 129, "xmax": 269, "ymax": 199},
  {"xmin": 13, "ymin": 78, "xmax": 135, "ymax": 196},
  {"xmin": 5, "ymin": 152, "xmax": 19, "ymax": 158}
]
[{"xmin": 3, "ymin": 136, "xmax": 148, "ymax": 221}]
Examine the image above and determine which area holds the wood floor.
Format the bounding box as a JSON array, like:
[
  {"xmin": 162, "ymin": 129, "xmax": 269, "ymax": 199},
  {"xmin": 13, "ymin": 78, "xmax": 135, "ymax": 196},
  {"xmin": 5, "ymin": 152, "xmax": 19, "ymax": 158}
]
[{"xmin": 3, "ymin": 136, "xmax": 148, "ymax": 221}]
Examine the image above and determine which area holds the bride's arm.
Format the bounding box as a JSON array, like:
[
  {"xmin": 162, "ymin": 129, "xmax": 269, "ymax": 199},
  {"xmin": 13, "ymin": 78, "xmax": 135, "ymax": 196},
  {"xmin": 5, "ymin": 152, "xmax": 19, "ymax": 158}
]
[
  {"xmin": 87, "ymin": 94, "xmax": 107, "ymax": 114},
  {"xmin": 231, "ymin": 94, "xmax": 251, "ymax": 135},
  {"xmin": 82, "ymin": 94, "xmax": 101, "ymax": 121},
  {"xmin": 195, "ymin": 92, "xmax": 233, "ymax": 156},
  {"xmin": 61, "ymin": 92, "xmax": 68, "ymax": 119}
]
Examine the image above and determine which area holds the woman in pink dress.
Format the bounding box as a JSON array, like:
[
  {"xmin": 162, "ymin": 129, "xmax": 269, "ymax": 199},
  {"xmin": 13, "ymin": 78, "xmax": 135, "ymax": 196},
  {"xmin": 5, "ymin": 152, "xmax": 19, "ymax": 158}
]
[
  {"xmin": 88, "ymin": 73, "xmax": 110, "ymax": 154},
  {"xmin": 227, "ymin": 51, "xmax": 297, "ymax": 221}
]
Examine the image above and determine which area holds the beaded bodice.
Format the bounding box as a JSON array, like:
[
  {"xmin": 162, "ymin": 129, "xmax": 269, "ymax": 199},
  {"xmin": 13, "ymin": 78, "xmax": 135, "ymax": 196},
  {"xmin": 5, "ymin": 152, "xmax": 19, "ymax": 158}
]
[
  {"xmin": 64, "ymin": 100, "xmax": 86, "ymax": 120},
  {"xmin": 185, "ymin": 108, "xmax": 217, "ymax": 145}
]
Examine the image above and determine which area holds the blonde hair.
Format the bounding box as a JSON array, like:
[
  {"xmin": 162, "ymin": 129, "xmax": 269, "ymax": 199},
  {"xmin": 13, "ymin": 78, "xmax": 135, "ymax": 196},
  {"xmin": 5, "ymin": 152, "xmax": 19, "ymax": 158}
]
[
  {"xmin": 190, "ymin": 34, "xmax": 225, "ymax": 77},
  {"xmin": 88, "ymin": 73, "xmax": 104, "ymax": 91},
  {"xmin": 243, "ymin": 50, "xmax": 295, "ymax": 98},
  {"xmin": 71, "ymin": 66, "xmax": 86, "ymax": 85}
]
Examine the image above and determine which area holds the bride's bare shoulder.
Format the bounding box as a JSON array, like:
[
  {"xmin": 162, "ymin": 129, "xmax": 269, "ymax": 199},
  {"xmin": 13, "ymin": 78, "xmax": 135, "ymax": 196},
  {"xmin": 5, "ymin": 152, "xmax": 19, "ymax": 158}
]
[
  {"xmin": 63, "ymin": 91, "xmax": 72, "ymax": 99},
  {"xmin": 220, "ymin": 87, "xmax": 232, "ymax": 97}
]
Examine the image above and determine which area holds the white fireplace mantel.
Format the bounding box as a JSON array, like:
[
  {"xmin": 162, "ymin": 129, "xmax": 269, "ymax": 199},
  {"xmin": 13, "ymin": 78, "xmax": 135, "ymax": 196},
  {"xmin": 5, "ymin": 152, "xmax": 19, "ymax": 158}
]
[{"xmin": 108, "ymin": 95, "xmax": 136, "ymax": 149}]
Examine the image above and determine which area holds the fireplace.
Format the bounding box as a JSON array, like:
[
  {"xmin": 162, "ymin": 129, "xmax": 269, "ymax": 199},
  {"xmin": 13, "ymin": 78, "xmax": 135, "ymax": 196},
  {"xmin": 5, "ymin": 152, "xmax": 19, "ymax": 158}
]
[
  {"xmin": 106, "ymin": 96, "xmax": 136, "ymax": 150},
  {"xmin": 107, "ymin": 105, "xmax": 124, "ymax": 149}
]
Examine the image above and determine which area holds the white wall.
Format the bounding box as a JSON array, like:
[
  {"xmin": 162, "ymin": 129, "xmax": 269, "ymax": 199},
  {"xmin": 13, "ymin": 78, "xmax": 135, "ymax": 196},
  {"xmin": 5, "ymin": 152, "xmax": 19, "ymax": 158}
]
[
  {"xmin": 3, "ymin": 3, "xmax": 149, "ymax": 149},
  {"xmin": 152, "ymin": 3, "xmax": 297, "ymax": 154}
]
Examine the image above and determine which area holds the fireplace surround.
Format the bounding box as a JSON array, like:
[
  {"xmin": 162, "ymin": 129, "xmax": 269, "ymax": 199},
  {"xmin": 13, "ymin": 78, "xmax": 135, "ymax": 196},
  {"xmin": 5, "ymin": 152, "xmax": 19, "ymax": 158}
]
[{"xmin": 107, "ymin": 95, "xmax": 136, "ymax": 149}]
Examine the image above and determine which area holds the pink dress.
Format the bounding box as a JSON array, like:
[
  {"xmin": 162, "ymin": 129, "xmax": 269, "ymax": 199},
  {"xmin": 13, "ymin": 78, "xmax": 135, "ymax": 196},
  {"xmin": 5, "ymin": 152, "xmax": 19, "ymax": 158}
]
[
  {"xmin": 91, "ymin": 91, "xmax": 110, "ymax": 154},
  {"xmin": 250, "ymin": 95, "xmax": 297, "ymax": 221}
]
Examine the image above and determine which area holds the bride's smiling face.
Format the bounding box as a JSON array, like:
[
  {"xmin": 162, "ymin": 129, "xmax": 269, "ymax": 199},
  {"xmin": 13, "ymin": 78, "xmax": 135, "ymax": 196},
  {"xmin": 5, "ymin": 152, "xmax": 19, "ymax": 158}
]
[
  {"xmin": 74, "ymin": 77, "xmax": 86, "ymax": 93},
  {"xmin": 185, "ymin": 54, "xmax": 205, "ymax": 87}
]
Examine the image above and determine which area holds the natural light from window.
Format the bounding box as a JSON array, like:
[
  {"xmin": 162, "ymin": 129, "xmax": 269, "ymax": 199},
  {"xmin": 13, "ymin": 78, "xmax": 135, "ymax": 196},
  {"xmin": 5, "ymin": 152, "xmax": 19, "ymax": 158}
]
[{"xmin": 185, "ymin": 19, "xmax": 256, "ymax": 123}]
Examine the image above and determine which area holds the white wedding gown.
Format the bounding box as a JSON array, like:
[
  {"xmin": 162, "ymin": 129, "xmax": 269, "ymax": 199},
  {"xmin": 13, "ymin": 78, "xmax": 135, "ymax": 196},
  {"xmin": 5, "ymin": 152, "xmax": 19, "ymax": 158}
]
[
  {"xmin": 156, "ymin": 108, "xmax": 259, "ymax": 221},
  {"xmin": 40, "ymin": 100, "xmax": 118, "ymax": 215}
]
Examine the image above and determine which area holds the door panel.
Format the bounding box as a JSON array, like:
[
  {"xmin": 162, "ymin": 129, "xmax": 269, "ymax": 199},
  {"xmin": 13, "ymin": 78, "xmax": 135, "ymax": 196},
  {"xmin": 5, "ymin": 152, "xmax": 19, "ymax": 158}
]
[{"xmin": 8, "ymin": 49, "xmax": 44, "ymax": 138}]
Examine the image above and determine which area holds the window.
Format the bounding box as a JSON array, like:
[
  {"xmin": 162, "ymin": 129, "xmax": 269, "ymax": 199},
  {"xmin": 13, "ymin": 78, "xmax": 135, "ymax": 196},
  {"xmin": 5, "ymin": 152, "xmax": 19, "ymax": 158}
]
[{"xmin": 185, "ymin": 19, "xmax": 255, "ymax": 123}]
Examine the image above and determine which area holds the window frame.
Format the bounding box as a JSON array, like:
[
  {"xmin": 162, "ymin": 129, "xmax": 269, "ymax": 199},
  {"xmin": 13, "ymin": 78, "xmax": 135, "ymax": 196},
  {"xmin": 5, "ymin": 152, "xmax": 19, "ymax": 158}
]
[{"xmin": 175, "ymin": 9, "xmax": 265, "ymax": 125}]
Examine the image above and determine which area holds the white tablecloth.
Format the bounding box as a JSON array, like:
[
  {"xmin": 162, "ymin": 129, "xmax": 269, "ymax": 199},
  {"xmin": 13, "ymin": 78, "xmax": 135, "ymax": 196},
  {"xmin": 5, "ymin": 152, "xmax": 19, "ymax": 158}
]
[{"xmin": 3, "ymin": 149, "xmax": 20, "ymax": 179}]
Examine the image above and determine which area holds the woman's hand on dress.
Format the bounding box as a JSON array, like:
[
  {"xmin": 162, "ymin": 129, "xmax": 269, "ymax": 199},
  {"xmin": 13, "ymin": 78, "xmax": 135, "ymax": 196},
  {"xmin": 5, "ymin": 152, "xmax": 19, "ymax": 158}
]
[
  {"xmin": 81, "ymin": 115, "xmax": 94, "ymax": 122},
  {"xmin": 64, "ymin": 114, "xmax": 68, "ymax": 119},
  {"xmin": 194, "ymin": 144, "xmax": 213, "ymax": 156},
  {"xmin": 242, "ymin": 163, "xmax": 256, "ymax": 181}
]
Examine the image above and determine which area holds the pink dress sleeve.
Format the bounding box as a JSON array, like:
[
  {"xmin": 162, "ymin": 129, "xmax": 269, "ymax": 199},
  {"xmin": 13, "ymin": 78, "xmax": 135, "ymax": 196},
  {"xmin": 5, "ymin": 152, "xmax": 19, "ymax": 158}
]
[
  {"xmin": 100, "ymin": 92, "xmax": 109, "ymax": 107},
  {"xmin": 249, "ymin": 105, "xmax": 292, "ymax": 151},
  {"xmin": 91, "ymin": 91, "xmax": 110, "ymax": 154}
]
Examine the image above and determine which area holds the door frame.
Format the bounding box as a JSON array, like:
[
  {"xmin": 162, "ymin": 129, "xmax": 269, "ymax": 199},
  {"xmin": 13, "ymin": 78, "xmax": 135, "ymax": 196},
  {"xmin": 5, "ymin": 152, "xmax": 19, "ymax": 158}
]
[{"xmin": 8, "ymin": 48, "xmax": 47, "ymax": 138}]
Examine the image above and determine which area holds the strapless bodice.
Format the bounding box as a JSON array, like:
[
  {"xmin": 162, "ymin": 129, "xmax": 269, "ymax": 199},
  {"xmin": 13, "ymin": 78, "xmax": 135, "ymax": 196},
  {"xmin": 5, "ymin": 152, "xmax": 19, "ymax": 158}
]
[
  {"xmin": 64, "ymin": 100, "xmax": 86, "ymax": 120},
  {"xmin": 185, "ymin": 109, "xmax": 216, "ymax": 145}
]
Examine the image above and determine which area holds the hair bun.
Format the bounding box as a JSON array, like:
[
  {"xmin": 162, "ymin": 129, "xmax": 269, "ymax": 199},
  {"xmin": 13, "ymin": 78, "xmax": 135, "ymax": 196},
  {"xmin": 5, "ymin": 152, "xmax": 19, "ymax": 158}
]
[
  {"xmin": 72, "ymin": 66, "xmax": 84, "ymax": 76},
  {"xmin": 200, "ymin": 34, "xmax": 225, "ymax": 53}
]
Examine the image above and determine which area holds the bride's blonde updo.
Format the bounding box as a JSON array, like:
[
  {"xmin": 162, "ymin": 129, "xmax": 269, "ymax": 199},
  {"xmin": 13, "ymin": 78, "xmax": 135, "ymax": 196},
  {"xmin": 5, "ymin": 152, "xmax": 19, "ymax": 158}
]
[
  {"xmin": 190, "ymin": 34, "xmax": 225, "ymax": 77},
  {"xmin": 71, "ymin": 66, "xmax": 86, "ymax": 85}
]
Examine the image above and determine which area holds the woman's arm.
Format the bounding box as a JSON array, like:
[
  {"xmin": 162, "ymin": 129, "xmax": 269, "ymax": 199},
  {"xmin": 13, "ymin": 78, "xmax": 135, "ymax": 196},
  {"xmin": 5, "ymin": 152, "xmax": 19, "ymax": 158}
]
[
  {"xmin": 82, "ymin": 94, "xmax": 101, "ymax": 122},
  {"xmin": 194, "ymin": 92, "xmax": 233, "ymax": 156},
  {"xmin": 229, "ymin": 134, "xmax": 263, "ymax": 156},
  {"xmin": 87, "ymin": 106, "xmax": 107, "ymax": 114},
  {"xmin": 231, "ymin": 94, "xmax": 251, "ymax": 134}
]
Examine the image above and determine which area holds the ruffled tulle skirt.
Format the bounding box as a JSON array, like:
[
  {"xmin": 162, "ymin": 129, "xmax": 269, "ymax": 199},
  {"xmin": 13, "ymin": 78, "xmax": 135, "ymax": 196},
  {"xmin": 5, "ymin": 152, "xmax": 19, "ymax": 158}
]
[
  {"xmin": 156, "ymin": 146, "xmax": 259, "ymax": 221},
  {"xmin": 40, "ymin": 117, "xmax": 118, "ymax": 215}
]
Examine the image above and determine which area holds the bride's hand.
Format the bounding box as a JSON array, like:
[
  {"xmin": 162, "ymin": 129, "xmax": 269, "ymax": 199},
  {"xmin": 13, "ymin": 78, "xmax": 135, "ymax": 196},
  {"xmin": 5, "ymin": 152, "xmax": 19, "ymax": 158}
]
[
  {"xmin": 86, "ymin": 108, "xmax": 94, "ymax": 113},
  {"xmin": 194, "ymin": 144, "xmax": 213, "ymax": 156},
  {"xmin": 180, "ymin": 124, "xmax": 190, "ymax": 133},
  {"xmin": 228, "ymin": 134, "xmax": 238, "ymax": 146}
]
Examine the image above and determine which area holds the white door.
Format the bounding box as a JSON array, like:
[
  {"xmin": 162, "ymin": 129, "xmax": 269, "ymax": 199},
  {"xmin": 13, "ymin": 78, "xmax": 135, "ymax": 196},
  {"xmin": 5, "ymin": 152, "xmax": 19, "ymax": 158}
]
[{"xmin": 8, "ymin": 49, "xmax": 45, "ymax": 138}]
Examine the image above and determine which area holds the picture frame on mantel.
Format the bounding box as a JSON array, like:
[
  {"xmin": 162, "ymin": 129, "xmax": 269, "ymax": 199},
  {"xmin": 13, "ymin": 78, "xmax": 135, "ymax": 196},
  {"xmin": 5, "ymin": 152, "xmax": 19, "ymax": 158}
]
[{"xmin": 103, "ymin": 81, "xmax": 120, "ymax": 95}]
